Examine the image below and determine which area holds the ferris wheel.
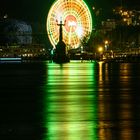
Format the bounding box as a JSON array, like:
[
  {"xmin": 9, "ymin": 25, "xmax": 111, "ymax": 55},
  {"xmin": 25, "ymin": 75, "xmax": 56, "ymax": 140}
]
[{"xmin": 47, "ymin": 0, "xmax": 92, "ymax": 49}]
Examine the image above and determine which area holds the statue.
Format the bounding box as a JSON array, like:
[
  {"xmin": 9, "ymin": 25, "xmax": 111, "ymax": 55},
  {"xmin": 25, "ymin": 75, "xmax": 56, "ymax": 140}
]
[{"xmin": 53, "ymin": 19, "xmax": 70, "ymax": 63}]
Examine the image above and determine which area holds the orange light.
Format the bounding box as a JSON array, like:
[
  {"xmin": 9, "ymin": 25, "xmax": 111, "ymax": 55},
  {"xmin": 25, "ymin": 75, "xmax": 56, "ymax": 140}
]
[{"xmin": 98, "ymin": 46, "xmax": 103, "ymax": 52}]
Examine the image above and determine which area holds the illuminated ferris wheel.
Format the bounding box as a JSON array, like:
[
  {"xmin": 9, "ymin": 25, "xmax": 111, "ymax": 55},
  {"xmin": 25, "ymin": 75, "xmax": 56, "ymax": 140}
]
[{"xmin": 47, "ymin": 0, "xmax": 92, "ymax": 49}]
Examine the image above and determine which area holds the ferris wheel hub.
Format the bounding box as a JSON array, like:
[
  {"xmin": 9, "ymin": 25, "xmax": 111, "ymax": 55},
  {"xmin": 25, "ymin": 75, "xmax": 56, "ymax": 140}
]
[{"xmin": 65, "ymin": 15, "xmax": 77, "ymax": 32}]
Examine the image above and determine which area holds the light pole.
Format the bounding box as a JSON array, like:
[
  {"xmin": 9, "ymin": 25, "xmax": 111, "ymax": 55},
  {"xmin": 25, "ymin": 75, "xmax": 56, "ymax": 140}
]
[
  {"xmin": 104, "ymin": 40, "xmax": 109, "ymax": 51},
  {"xmin": 98, "ymin": 46, "xmax": 104, "ymax": 60}
]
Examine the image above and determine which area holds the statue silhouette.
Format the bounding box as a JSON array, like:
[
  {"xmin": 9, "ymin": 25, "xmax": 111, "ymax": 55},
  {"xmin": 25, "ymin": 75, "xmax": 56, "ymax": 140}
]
[{"xmin": 53, "ymin": 19, "xmax": 70, "ymax": 63}]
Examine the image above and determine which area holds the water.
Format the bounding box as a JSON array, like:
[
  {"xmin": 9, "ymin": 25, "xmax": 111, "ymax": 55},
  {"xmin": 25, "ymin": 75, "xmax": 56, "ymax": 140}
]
[{"xmin": 0, "ymin": 61, "xmax": 140, "ymax": 140}]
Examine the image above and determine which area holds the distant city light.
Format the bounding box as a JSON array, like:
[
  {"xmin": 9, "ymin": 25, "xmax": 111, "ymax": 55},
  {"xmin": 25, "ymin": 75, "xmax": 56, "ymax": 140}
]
[
  {"xmin": 98, "ymin": 46, "xmax": 103, "ymax": 53},
  {"xmin": 92, "ymin": 6, "xmax": 95, "ymax": 10},
  {"xmin": 105, "ymin": 40, "xmax": 109, "ymax": 45},
  {"xmin": 4, "ymin": 14, "xmax": 8, "ymax": 19}
]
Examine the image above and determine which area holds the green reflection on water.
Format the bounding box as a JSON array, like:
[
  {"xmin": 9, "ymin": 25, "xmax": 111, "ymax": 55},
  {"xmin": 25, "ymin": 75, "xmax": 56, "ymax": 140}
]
[{"xmin": 43, "ymin": 62, "xmax": 98, "ymax": 140}]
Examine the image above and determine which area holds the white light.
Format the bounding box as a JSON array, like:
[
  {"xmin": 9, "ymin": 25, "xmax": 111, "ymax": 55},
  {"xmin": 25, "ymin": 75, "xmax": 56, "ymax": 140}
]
[
  {"xmin": 4, "ymin": 14, "xmax": 8, "ymax": 19},
  {"xmin": 56, "ymin": 13, "xmax": 63, "ymax": 23},
  {"xmin": 68, "ymin": 21, "xmax": 76, "ymax": 26},
  {"xmin": 76, "ymin": 26, "xmax": 83, "ymax": 38}
]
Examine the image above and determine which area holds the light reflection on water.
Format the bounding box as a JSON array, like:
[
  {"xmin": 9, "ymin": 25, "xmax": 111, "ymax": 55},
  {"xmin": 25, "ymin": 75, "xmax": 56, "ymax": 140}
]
[
  {"xmin": 42, "ymin": 61, "xmax": 140, "ymax": 140},
  {"xmin": 1, "ymin": 61, "xmax": 140, "ymax": 140},
  {"xmin": 97, "ymin": 62, "xmax": 135, "ymax": 140},
  {"xmin": 43, "ymin": 62, "xmax": 98, "ymax": 140}
]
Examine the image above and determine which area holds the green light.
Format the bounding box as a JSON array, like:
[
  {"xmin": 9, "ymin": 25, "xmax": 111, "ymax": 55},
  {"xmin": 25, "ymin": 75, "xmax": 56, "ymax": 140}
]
[{"xmin": 43, "ymin": 62, "xmax": 98, "ymax": 140}]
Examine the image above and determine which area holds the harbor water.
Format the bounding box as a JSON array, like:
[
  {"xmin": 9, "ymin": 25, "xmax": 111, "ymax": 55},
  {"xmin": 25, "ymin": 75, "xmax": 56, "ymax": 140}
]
[{"xmin": 0, "ymin": 61, "xmax": 140, "ymax": 140}]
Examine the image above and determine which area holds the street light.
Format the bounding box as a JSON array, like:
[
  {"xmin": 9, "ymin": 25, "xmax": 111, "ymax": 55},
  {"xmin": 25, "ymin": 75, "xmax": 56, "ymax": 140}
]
[
  {"xmin": 98, "ymin": 46, "xmax": 103, "ymax": 53},
  {"xmin": 104, "ymin": 40, "xmax": 109, "ymax": 51},
  {"xmin": 98, "ymin": 46, "xmax": 104, "ymax": 60}
]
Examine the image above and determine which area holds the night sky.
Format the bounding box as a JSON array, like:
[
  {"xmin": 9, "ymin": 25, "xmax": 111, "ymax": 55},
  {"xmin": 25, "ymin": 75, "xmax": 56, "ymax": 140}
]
[
  {"xmin": 0, "ymin": 0, "xmax": 52, "ymax": 22},
  {"xmin": 0, "ymin": 0, "xmax": 139, "ymax": 46},
  {"xmin": 1, "ymin": 0, "xmax": 139, "ymax": 23}
]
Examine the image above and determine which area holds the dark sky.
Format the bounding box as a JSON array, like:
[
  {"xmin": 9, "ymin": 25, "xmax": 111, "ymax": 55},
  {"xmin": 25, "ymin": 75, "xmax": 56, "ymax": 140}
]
[
  {"xmin": 1, "ymin": 0, "xmax": 139, "ymax": 45},
  {"xmin": 0, "ymin": 0, "xmax": 52, "ymax": 22},
  {"xmin": 1, "ymin": 0, "xmax": 139, "ymax": 22}
]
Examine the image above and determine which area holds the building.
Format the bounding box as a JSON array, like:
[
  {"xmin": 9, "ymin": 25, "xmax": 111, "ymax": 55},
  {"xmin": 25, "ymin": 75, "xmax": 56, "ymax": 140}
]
[{"xmin": 0, "ymin": 19, "xmax": 32, "ymax": 45}]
